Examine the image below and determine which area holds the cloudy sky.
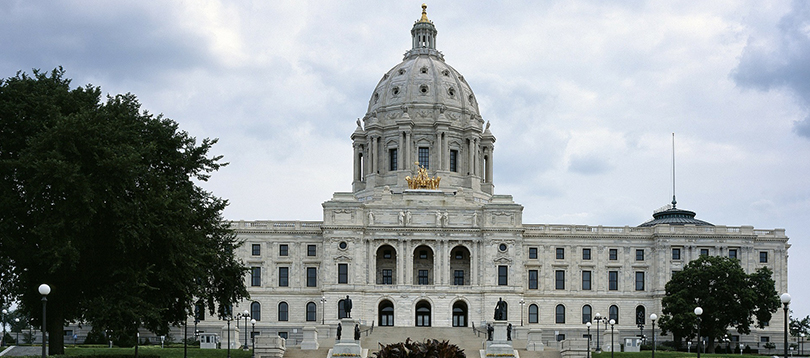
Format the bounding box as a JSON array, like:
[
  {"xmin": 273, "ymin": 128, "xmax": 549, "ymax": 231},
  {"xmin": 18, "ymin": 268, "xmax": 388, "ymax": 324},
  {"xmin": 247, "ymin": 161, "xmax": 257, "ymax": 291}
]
[{"xmin": 2, "ymin": 1, "xmax": 809, "ymax": 318}]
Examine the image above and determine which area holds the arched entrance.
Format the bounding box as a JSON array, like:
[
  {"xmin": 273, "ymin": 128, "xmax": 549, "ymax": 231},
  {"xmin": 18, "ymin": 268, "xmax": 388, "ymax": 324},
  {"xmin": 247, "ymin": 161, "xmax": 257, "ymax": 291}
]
[
  {"xmin": 376, "ymin": 245, "xmax": 397, "ymax": 284},
  {"xmin": 379, "ymin": 300, "xmax": 395, "ymax": 326},
  {"xmin": 413, "ymin": 245, "xmax": 434, "ymax": 285},
  {"xmin": 449, "ymin": 245, "xmax": 471, "ymax": 285},
  {"xmin": 415, "ymin": 300, "xmax": 431, "ymax": 327},
  {"xmin": 452, "ymin": 301, "xmax": 468, "ymax": 327}
]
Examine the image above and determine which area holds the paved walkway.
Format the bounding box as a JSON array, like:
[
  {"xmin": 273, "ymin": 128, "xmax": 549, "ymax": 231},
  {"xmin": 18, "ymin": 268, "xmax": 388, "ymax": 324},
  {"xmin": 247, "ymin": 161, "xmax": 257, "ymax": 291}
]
[{"xmin": 0, "ymin": 346, "xmax": 44, "ymax": 357}]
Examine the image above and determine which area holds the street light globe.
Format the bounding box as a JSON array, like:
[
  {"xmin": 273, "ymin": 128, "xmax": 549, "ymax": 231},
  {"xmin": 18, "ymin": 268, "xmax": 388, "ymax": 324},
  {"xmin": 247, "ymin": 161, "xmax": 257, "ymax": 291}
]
[
  {"xmin": 609, "ymin": 319, "xmax": 615, "ymax": 325},
  {"xmin": 586, "ymin": 322, "xmax": 592, "ymax": 327},
  {"xmin": 1, "ymin": 309, "xmax": 6, "ymax": 314},
  {"xmin": 15, "ymin": 318, "xmax": 20, "ymax": 323},
  {"xmin": 781, "ymin": 293, "xmax": 791, "ymax": 304},
  {"xmin": 595, "ymin": 312, "xmax": 601, "ymax": 319},
  {"xmin": 38, "ymin": 284, "xmax": 51, "ymax": 296},
  {"xmin": 650, "ymin": 313, "xmax": 658, "ymax": 321},
  {"xmin": 694, "ymin": 307, "xmax": 703, "ymax": 316},
  {"xmin": 250, "ymin": 319, "xmax": 256, "ymax": 325},
  {"xmin": 243, "ymin": 309, "xmax": 249, "ymax": 316}
]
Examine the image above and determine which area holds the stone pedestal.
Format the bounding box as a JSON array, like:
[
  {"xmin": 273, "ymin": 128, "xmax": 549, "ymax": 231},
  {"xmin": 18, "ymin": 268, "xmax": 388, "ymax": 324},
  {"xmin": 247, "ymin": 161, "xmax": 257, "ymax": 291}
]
[
  {"xmin": 301, "ymin": 326, "xmax": 319, "ymax": 350},
  {"xmin": 483, "ymin": 321, "xmax": 516, "ymax": 357},
  {"xmin": 329, "ymin": 319, "xmax": 365, "ymax": 358},
  {"xmin": 254, "ymin": 335, "xmax": 286, "ymax": 358},
  {"xmin": 526, "ymin": 328, "xmax": 545, "ymax": 351},
  {"xmin": 560, "ymin": 338, "xmax": 589, "ymax": 358},
  {"xmin": 220, "ymin": 324, "xmax": 241, "ymax": 350}
]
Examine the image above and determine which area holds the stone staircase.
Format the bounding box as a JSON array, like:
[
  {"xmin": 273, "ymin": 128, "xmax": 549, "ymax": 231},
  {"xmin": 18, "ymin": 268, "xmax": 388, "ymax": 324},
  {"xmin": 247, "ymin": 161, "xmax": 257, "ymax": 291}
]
[{"xmin": 282, "ymin": 326, "xmax": 562, "ymax": 358}]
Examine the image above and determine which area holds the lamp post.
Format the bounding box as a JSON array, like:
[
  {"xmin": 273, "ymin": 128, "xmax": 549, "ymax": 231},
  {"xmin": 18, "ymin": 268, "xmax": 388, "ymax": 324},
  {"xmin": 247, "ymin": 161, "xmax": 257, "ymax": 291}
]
[
  {"xmin": 650, "ymin": 313, "xmax": 658, "ymax": 358},
  {"xmin": 609, "ymin": 319, "xmax": 616, "ymax": 358},
  {"xmin": 694, "ymin": 307, "xmax": 703, "ymax": 358},
  {"xmin": 2, "ymin": 308, "xmax": 7, "ymax": 347},
  {"xmin": 637, "ymin": 322, "xmax": 644, "ymax": 344},
  {"xmin": 782, "ymin": 293, "xmax": 792, "ymax": 358},
  {"xmin": 594, "ymin": 312, "xmax": 603, "ymax": 353},
  {"xmin": 183, "ymin": 316, "xmax": 188, "ymax": 358},
  {"xmin": 243, "ymin": 309, "xmax": 250, "ymax": 350},
  {"xmin": 586, "ymin": 322, "xmax": 591, "ymax": 358},
  {"xmin": 15, "ymin": 318, "xmax": 20, "ymax": 345},
  {"xmin": 320, "ymin": 296, "xmax": 327, "ymax": 325},
  {"xmin": 226, "ymin": 314, "xmax": 232, "ymax": 358},
  {"xmin": 519, "ymin": 299, "xmax": 525, "ymax": 326},
  {"xmin": 723, "ymin": 335, "xmax": 730, "ymax": 353},
  {"xmin": 800, "ymin": 333, "xmax": 805, "ymax": 356},
  {"xmin": 250, "ymin": 319, "xmax": 256, "ymax": 358},
  {"xmin": 38, "ymin": 284, "xmax": 50, "ymax": 358}
]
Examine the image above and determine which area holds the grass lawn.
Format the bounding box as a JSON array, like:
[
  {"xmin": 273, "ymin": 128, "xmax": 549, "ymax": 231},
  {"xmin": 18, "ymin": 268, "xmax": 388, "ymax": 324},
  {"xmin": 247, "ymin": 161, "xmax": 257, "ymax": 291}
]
[
  {"xmin": 592, "ymin": 352, "xmax": 774, "ymax": 358},
  {"xmin": 11, "ymin": 346, "xmax": 254, "ymax": 358}
]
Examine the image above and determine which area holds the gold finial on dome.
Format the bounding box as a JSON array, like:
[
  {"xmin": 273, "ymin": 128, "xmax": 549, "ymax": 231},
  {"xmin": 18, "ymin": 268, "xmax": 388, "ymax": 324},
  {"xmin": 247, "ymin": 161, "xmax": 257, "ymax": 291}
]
[{"xmin": 419, "ymin": 3, "xmax": 430, "ymax": 23}]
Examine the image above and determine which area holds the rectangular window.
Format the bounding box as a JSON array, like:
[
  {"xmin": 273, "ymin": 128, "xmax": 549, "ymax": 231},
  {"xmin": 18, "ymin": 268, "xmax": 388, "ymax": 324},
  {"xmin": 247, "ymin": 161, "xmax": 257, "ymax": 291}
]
[
  {"xmin": 582, "ymin": 248, "xmax": 591, "ymax": 260},
  {"xmin": 582, "ymin": 270, "xmax": 592, "ymax": 290},
  {"xmin": 338, "ymin": 263, "xmax": 348, "ymax": 284},
  {"xmin": 307, "ymin": 244, "xmax": 316, "ymax": 256},
  {"xmin": 528, "ymin": 270, "xmax": 538, "ymax": 289},
  {"xmin": 418, "ymin": 147, "xmax": 430, "ymax": 168},
  {"xmin": 529, "ymin": 247, "xmax": 538, "ymax": 259},
  {"xmin": 279, "ymin": 244, "xmax": 288, "ymax": 256},
  {"xmin": 195, "ymin": 302, "xmax": 206, "ymax": 321},
  {"xmin": 252, "ymin": 244, "xmax": 261, "ymax": 256},
  {"xmin": 556, "ymin": 248, "xmax": 565, "ymax": 259},
  {"xmin": 760, "ymin": 251, "xmax": 768, "ymax": 263},
  {"xmin": 635, "ymin": 271, "xmax": 645, "ymax": 291},
  {"xmin": 449, "ymin": 150, "xmax": 458, "ymax": 172},
  {"xmin": 609, "ymin": 249, "xmax": 618, "ymax": 260},
  {"xmin": 700, "ymin": 248, "xmax": 709, "ymax": 256},
  {"xmin": 556, "ymin": 334, "xmax": 566, "ymax": 341},
  {"xmin": 454, "ymin": 270, "xmax": 464, "ymax": 285},
  {"xmin": 761, "ymin": 337, "xmax": 770, "ymax": 343},
  {"xmin": 672, "ymin": 248, "xmax": 681, "ymax": 260},
  {"xmin": 251, "ymin": 267, "xmax": 261, "ymax": 287},
  {"xmin": 278, "ymin": 332, "xmax": 288, "ymax": 339},
  {"xmin": 389, "ymin": 148, "xmax": 398, "ymax": 171},
  {"xmin": 608, "ymin": 271, "xmax": 618, "ymax": 290},
  {"xmin": 278, "ymin": 267, "xmax": 288, "ymax": 287},
  {"xmin": 498, "ymin": 265, "xmax": 508, "ymax": 286},
  {"xmin": 555, "ymin": 270, "xmax": 565, "ymax": 290},
  {"xmin": 382, "ymin": 269, "xmax": 392, "ymax": 284},
  {"xmin": 636, "ymin": 249, "xmax": 644, "ymax": 261},
  {"xmin": 306, "ymin": 267, "xmax": 317, "ymax": 287},
  {"xmin": 729, "ymin": 249, "xmax": 738, "ymax": 259},
  {"xmin": 418, "ymin": 270, "xmax": 429, "ymax": 285}
]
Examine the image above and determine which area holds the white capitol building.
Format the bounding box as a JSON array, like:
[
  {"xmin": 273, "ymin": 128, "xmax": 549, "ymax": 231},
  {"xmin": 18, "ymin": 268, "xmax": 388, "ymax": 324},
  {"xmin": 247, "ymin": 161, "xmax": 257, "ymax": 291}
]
[{"xmin": 201, "ymin": 4, "xmax": 789, "ymax": 351}]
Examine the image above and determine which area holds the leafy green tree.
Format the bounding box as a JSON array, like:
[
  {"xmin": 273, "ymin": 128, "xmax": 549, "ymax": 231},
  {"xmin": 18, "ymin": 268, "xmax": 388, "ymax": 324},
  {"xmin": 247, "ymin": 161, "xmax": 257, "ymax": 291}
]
[
  {"xmin": 0, "ymin": 68, "xmax": 248, "ymax": 354},
  {"xmin": 658, "ymin": 255, "xmax": 779, "ymax": 353}
]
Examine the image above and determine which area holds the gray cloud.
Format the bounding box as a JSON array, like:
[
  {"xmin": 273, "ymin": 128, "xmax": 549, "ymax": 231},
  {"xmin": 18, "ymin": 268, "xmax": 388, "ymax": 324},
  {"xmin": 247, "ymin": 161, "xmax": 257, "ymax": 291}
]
[{"xmin": 733, "ymin": 0, "xmax": 810, "ymax": 138}]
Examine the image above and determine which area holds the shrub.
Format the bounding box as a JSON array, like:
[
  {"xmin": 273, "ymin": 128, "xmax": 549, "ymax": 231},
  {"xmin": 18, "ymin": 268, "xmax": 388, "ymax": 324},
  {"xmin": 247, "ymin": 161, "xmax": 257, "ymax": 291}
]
[{"xmin": 374, "ymin": 338, "xmax": 465, "ymax": 358}]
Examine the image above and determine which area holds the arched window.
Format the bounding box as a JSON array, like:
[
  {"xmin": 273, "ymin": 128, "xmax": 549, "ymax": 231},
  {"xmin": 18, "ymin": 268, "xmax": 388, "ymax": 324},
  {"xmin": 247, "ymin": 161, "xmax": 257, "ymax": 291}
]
[
  {"xmin": 529, "ymin": 304, "xmax": 539, "ymax": 324},
  {"xmin": 306, "ymin": 302, "xmax": 317, "ymax": 322},
  {"xmin": 555, "ymin": 304, "xmax": 565, "ymax": 323},
  {"xmin": 582, "ymin": 305, "xmax": 592, "ymax": 324},
  {"xmin": 278, "ymin": 302, "xmax": 288, "ymax": 322},
  {"xmin": 338, "ymin": 299, "xmax": 347, "ymax": 319},
  {"xmin": 636, "ymin": 305, "xmax": 646, "ymax": 325},
  {"xmin": 251, "ymin": 301, "xmax": 261, "ymax": 321},
  {"xmin": 609, "ymin": 305, "xmax": 619, "ymax": 324}
]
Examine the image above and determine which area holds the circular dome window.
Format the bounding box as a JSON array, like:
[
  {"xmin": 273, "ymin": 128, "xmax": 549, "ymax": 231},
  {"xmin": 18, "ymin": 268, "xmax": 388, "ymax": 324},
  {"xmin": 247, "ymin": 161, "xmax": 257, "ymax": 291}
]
[
  {"xmin": 419, "ymin": 85, "xmax": 429, "ymax": 94},
  {"xmin": 499, "ymin": 243, "xmax": 507, "ymax": 252},
  {"xmin": 420, "ymin": 67, "xmax": 428, "ymax": 74},
  {"xmin": 392, "ymin": 86, "xmax": 400, "ymax": 96},
  {"xmin": 398, "ymin": 68, "xmax": 406, "ymax": 75},
  {"xmin": 447, "ymin": 87, "xmax": 456, "ymax": 97},
  {"xmin": 339, "ymin": 242, "xmax": 348, "ymax": 250}
]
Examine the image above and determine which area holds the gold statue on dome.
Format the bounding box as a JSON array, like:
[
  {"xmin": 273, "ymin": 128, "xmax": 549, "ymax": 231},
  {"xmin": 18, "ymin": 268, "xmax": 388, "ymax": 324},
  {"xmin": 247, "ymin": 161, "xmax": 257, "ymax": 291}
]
[{"xmin": 406, "ymin": 161, "xmax": 441, "ymax": 190}]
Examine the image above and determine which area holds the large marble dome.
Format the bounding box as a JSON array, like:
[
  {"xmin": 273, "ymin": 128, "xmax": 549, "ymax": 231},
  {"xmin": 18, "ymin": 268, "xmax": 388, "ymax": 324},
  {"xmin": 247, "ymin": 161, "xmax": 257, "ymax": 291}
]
[{"xmin": 365, "ymin": 4, "xmax": 480, "ymax": 120}]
